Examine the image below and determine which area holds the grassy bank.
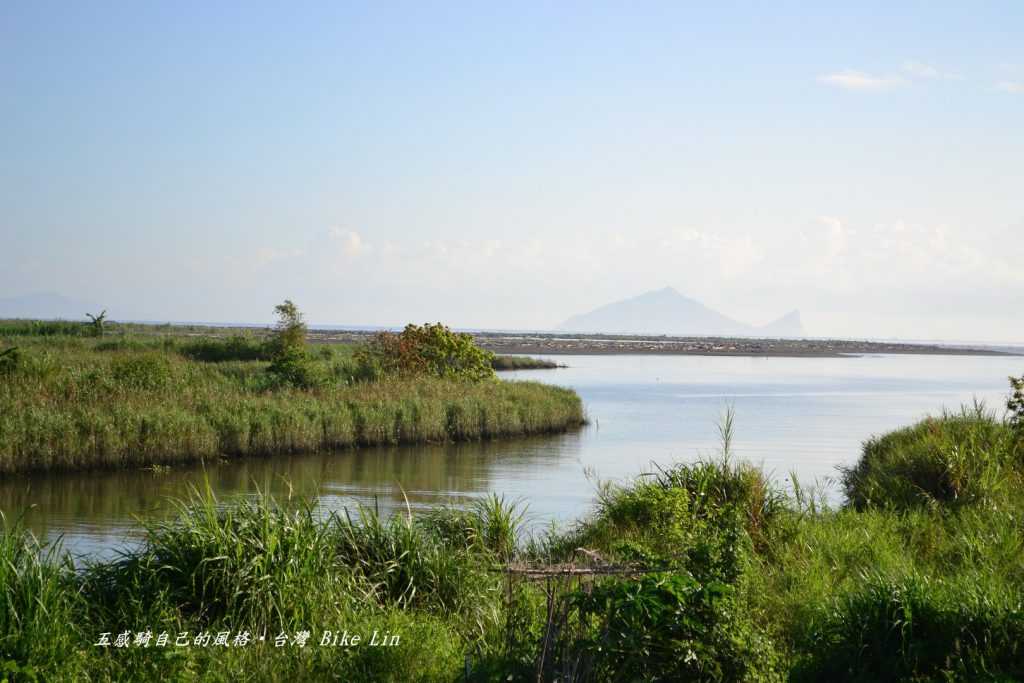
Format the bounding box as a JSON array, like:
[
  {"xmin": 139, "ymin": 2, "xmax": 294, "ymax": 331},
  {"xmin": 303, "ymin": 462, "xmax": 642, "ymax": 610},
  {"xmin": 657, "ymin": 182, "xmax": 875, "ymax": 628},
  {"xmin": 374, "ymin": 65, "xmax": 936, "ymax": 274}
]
[
  {"xmin": 491, "ymin": 355, "xmax": 562, "ymax": 371},
  {"xmin": 0, "ymin": 326, "xmax": 584, "ymax": 475},
  {"xmin": 3, "ymin": 399, "xmax": 1023, "ymax": 681}
]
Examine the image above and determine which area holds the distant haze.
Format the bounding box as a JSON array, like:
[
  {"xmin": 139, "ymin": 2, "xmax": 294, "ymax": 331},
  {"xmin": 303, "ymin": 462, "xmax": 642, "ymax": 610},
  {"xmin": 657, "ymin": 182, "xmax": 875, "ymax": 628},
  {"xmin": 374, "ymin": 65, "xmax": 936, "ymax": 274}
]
[
  {"xmin": 2, "ymin": 4, "xmax": 1022, "ymax": 342},
  {"xmin": 560, "ymin": 287, "xmax": 804, "ymax": 337}
]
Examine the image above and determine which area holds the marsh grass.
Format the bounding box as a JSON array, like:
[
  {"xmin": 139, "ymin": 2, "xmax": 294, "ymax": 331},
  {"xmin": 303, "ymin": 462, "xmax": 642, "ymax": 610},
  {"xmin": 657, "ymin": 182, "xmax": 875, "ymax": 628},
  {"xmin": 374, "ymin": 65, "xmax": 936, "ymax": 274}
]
[
  {"xmin": 1, "ymin": 487, "xmax": 528, "ymax": 680},
  {"xmin": 0, "ymin": 335, "xmax": 585, "ymax": 474},
  {"xmin": 0, "ymin": 513, "xmax": 84, "ymax": 677}
]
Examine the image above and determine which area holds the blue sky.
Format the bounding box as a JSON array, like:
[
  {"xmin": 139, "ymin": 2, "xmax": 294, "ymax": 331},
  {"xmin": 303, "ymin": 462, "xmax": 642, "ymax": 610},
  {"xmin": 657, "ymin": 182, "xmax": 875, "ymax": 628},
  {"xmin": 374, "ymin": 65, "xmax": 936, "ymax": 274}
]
[{"xmin": 2, "ymin": 2, "xmax": 1022, "ymax": 340}]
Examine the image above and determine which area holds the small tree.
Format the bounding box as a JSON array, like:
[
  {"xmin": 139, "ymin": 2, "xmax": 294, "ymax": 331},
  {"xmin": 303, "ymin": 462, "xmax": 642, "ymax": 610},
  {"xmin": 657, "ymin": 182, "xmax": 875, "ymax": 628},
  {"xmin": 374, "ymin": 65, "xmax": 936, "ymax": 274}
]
[
  {"xmin": 86, "ymin": 310, "xmax": 107, "ymax": 337},
  {"xmin": 268, "ymin": 300, "xmax": 306, "ymax": 356},
  {"xmin": 266, "ymin": 300, "xmax": 321, "ymax": 388},
  {"xmin": 1009, "ymin": 375, "xmax": 1024, "ymax": 432}
]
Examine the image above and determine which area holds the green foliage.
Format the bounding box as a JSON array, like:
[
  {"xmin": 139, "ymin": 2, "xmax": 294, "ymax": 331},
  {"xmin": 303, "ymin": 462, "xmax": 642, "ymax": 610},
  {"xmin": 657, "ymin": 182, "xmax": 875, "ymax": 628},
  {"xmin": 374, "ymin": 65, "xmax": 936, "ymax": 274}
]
[
  {"xmin": 568, "ymin": 573, "xmax": 777, "ymax": 682},
  {"xmin": 85, "ymin": 310, "xmax": 107, "ymax": 337},
  {"xmin": 796, "ymin": 573, "xmax": 1024, "ymax": 682},
  {"xmin": 86, "ymin": 488, "xmax": 342, "ymax": 627},
  {"xmin": 354, "ymin": 323, "xmax": 495, "ymax": 382},
  {"xmin": 264, "ymin": 300, "xmax": 324, "ymax": 388},
  {"xmin": 266, "ymin": 346, "xmax": 327, "ymax": 389},
  {"xmin": 3, "ymin": 416, "xmax": 1024, "ymax": 681},
  {"xmin": 0, "ymin": 319, "xmax": 91, "ymax": 337},
  {"xmin": 178, "ymin": 335, "xmax": 270, "ymax": 363},
  {"xmin": 0, "ymin": 516, "xmax": 83, "ymax": 675},
  {"xmin": 1009, "ymin": 374, "xmax": 1024, "ymax": 434},
  {"xmin": 266, "ymin": 300, "xmax": 306, "ymax": 359},
  {"xmin": 0, "ymin": 348, "xmax": 19, "ymax": 376},
  {"xmin": 0, "ymin": 331, "xmax": 584, "ymax": 474},
  {"xmin": 109, "ymin": 354, "xmax": 175, "ymax": 391},
  {"xmin": 491, "ymin": 355, "xmax": 559, "ymax": 371},
  {"xmin": 419, "ymin": 495, "xmax": 527, "ymax": 562},
  {"xmin": 841, "ymin": 405, "xmax": 1018, "ymax": 510}
]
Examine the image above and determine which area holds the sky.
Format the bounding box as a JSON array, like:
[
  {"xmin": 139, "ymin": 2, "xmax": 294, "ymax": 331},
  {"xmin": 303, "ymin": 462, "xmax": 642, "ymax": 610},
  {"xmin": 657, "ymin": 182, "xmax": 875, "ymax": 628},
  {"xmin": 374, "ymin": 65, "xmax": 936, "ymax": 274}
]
[{"xmin": 2, "ymin": 1, "xmax": 1022, "ymax": 341}]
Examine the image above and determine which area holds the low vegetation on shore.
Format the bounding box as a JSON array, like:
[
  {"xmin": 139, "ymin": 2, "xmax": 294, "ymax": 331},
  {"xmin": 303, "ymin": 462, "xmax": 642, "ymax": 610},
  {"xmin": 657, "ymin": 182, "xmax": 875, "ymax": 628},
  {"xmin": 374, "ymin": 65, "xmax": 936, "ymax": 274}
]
[
  {"xmin": 2, "ymin": 379, "xmax": 1022, "ymax": 681},
  {"xmin": 0, "ymin": 307, "xmax": 584, "ymax": 475},
  {"xmin": 491, "ymin": 355, "xmax": 561, "ymax": 371}
]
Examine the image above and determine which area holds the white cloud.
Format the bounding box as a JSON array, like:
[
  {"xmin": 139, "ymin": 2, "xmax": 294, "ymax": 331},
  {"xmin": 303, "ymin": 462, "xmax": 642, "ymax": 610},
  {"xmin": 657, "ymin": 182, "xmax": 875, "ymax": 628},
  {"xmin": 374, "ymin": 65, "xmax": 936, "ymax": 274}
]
[
  {"xmin": 328, "ymin": 228, "xmax": 368, "ymax": 256},
  {"xmin": 901, "ymin": 61, "xmax": 961, "ymax": 80},
  {"xmin": 996, "ymin": 80, "xmax": 1024, "ymax": 94},
  {"xmin": 817, "ymin": 70, "xmax": 904, "ymax": 91}
]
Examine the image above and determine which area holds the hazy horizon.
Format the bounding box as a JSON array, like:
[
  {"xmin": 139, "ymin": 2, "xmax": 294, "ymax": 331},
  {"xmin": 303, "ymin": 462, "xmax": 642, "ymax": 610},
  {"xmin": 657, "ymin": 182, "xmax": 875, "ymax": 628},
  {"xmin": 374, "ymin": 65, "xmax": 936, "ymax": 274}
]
[{"xmin": 3, "ymin": 3, "xmax": 1023, "ymax": 341}]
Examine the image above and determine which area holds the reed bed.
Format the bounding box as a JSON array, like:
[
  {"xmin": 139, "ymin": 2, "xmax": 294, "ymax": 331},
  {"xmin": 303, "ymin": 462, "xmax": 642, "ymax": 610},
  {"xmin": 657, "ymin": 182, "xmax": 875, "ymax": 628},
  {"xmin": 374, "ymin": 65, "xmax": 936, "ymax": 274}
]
[{"xmin": 0, "ymin": 335, "xmax": 584, "ymax": 475}]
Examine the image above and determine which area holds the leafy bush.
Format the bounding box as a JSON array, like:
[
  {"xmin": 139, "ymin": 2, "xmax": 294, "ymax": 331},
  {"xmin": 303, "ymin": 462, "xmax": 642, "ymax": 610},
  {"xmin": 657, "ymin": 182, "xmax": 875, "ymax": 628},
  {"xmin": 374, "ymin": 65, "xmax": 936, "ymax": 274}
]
[
  {"xmin": 354, "ymin": 323, "xmax": 495, "ymax": 382},
  {"xmin": 266, "ymin": 347, "xmax": 327, "ymax": 389},
  {"xmin": 266, "ymin": 300, "xmax": 306, "ymax": 359},
  {"xmin": 566, "ymin": 573, "xmax": 778, "ymax": 682},
  {"xmin": 841, "ymin": 406, "xmax": 1018, "ymax": 510},
  {"xmin": 264, "ymin": 300, "xmax": 325, "ymax": 388}
]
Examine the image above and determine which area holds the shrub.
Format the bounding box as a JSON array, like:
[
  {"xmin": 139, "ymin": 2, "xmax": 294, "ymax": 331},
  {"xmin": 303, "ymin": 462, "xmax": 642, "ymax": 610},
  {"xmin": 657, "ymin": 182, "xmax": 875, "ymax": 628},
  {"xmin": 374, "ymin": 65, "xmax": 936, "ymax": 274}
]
[
  {"xmin": 841, "ymin": 406, "xmax": 1017, "ymax": 510},
  {"xmin": 266, "ymin": 300, "xmax": 306, "ymax": 359},
  {"xmin": 265, "ymin": 301, "xmax": 323, "ymax": 388},
  {"xmin": 267, "ymin": 347, "xmax": 326, "ymax": 389},
  {"xmin": 565, "ymin": 573, "xmax": 778, "ymax": 682},
  {"xmin": 353, "ymin": 323, "xmax": 495, "ymax": 382}
]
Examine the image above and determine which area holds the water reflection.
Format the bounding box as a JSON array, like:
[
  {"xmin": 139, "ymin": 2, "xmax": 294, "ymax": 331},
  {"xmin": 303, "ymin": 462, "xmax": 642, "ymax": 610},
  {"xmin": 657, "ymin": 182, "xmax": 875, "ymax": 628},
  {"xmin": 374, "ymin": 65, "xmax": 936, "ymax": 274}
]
[{"xmin": 0, "ymin": 432, "xmax": 586, "ymax": 560}]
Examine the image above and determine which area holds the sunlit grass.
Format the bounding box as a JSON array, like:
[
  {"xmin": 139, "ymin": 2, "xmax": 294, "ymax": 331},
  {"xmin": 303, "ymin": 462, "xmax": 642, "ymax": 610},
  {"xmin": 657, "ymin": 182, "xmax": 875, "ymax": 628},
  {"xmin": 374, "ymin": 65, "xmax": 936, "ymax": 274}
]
[{"xmin": 0, "ymin": 334, "xmax": 585, "ymax": 474}]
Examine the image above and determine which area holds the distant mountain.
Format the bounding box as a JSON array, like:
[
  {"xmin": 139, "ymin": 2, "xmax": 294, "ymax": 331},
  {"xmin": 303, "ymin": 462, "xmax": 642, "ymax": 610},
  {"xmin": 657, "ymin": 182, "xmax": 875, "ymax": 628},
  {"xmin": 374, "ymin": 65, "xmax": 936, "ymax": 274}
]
[
  {"xmin": 558, "ymin": 287, "xmax": 804, "ymax": 337},
  {"xmin": 758, "ymin": 309, "xmax": 803, "ymax": 337},
  {"xmin": 0, "ymin": 291, "xmax": 100, "ymax": 320}
]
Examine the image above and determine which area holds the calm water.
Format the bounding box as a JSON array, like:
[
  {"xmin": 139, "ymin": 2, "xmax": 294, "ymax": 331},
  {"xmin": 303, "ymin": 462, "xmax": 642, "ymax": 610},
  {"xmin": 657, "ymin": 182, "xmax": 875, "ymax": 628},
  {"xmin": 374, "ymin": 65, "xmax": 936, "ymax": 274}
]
[{"xmin": 2, "ymin": 353, "xmax": 1021, "ymax": 560}]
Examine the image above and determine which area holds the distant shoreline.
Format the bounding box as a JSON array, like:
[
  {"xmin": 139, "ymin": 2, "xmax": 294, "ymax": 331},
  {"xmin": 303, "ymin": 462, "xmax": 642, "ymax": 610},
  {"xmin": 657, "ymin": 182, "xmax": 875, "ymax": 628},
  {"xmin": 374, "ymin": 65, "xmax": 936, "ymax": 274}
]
[
  {"xmin": 471, "ymin": 334, "xmax": 1019, "ymax": 358},
  {"xmin": 292, "ymin": 328, "xmax": 1022, "ymax": 359}
]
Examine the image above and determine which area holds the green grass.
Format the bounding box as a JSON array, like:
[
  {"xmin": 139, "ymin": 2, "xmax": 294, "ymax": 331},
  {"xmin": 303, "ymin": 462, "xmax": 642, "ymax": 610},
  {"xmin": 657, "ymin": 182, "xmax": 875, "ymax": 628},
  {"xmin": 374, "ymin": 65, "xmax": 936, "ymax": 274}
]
[
  {"xmin": 841, "ymin": 403, "xmax": 1020, "ymax": 510},
  {"xmin": 0, "ymin": 332, "xmax": 585, "ymax": 475}
]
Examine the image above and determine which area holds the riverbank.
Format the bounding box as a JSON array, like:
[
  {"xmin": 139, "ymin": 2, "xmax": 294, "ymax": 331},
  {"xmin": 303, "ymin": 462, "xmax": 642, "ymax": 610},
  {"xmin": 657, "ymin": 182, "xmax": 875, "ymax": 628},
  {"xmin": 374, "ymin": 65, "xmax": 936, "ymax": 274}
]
[
  {"xmin": 2, "ymin": 403, "xmax": 1022, "ymax": 681},
  {"xmin": 0, "ymin": 328, "xmax": 584, "ymax": 475}
]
